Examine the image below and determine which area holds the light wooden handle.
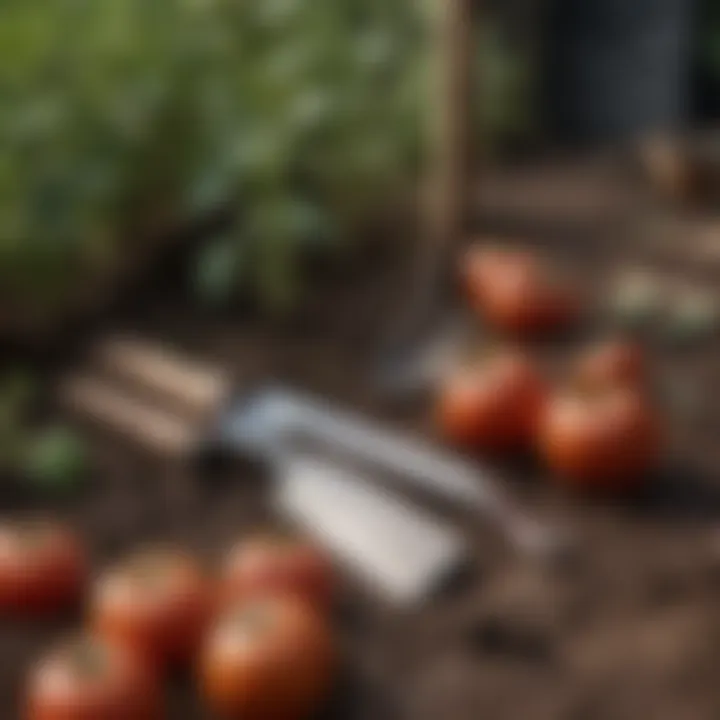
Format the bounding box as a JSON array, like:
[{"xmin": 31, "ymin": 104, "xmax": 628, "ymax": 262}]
[
  {"xmin": 60, "ymin": 375, "xmax": 196, "ymax": 457},
  {"xmin": 92, "ymin": 336, "xmax": 231, "ymax": 418}
]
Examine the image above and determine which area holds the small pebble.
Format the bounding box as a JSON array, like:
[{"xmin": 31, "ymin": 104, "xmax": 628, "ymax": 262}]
[{"xmin": 605, "ymin": 270, "xmax": 664, "ymax": 332}]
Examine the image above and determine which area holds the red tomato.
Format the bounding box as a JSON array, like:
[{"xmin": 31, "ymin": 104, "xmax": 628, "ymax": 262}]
[
  {"xmin": 0, "ymin": 520, "xmax": 86, "ymax": 615},
  {"xmin": 90, "ymin": 548, "xmax": 214, "ymax": 670},
  {"xmin": 199, "ymin": 596, "xmax": 336, "ymax": 720},
  {"xmin": 437, "ymin": 350, "xmax": 547, "ymax": 453},
  {"xmin": 575, "ymin": 339, "xmax": 647, "ymax": 389},
  {"xmin": 464, "ymin": 247, "xmax": 580, "ymax": 336},
  {"xmin": 221, "ymin": 534, "xmax": 334, "ymax": 611},
  {"xmin": 24, "ymin": 634, "xmax": 162, "ymax": 720},
  {"xmin": 461, "ymin": 245, "xmax": 535, "ymax": 311},
  {"xmin": 538, "ymin": 385, "xmax": 663, "ymax": 493}
]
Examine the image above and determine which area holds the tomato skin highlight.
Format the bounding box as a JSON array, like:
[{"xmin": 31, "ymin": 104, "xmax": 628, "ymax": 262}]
[
  {"xmin": 574, "ymin": 339, "xmax": 647, "ymax": 389},
  {"xmin": 461, "ymin": 245, "xmax": 534, "ymax": 310},
  {"xmin": 483, "ymin": 263, "xmax": 579, "ymax": 336},
  {"xmin": 90, "ymin": 548, "xmax": 214, "ymax": 671},
  {"xmin": 221, "ymin": 535, "xmax": 335, "ymax": 612},
  {"xmin": 462, "ymin": 245, "xmax": 580, "ymax": 336},
  {"xmin": 538, "ymin": 385, "xmax": 663, "ymax": 493},
  {"xmin": 24, "ymin": 634, "xmax": 162, "ymax": 720},
  {"xmin": 437, "ymin": 350, "xmax": 548, "ymax": 453},
  {"xmin": 0, "ymin": 520, "xmax": 87, "ymax": 616},
  {"xmin": 199, "ymin": 596, "xmax": 336, "ymax": 720}
]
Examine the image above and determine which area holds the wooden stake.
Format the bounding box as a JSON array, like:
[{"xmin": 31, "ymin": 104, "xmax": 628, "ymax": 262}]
[
  {"xmin": 387, "ymin": 0, "xmax": 474, "ymax": 346},
  {"xmin": 428, "ymin": 0, "xmax": 474, "ymax": 250}
]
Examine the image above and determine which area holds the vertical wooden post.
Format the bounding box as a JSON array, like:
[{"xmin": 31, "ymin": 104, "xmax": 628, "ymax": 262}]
[
  {"xmin": 428, "ymin": 0, "xmax": 474, "ymax": 254},
  {"xmin": 378, "ymin": 0, "xmax": 475, "ymax": 361}
]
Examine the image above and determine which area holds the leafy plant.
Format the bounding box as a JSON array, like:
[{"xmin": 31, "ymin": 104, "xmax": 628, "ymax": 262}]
[
  {"xmin": 0, "ymin": 371, "xmax": 88, "ymax": 495},
  {"xmin": 22, "ymin": 425, "xmax": 89, "ymax": 495},
  {"xmin": 474, "ymin": 24, "xmax": 534, "ymax": 152},
  {"xmin": 0, "ymin": 1, "xmax": 533, "ymax": 318},
  {"xmin": 0, "ymin": 0, "xmax": 427, "ymax": 318}
]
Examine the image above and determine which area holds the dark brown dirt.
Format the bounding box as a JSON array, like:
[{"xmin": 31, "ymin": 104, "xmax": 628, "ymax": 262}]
[{"xmin": 4, "ymin": 161, "xmax": 720, "ymax": 719}]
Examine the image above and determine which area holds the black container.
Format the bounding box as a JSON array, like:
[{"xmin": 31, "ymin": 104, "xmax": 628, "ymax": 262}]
[{"xmin": 544, "ymin": 0, "xmax": 694, "ymax": 145}]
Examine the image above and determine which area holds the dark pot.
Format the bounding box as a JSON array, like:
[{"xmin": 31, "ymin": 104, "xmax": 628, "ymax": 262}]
[{"xmin": 544, "ymin": 0, "xmax": 694, "ymax": 145}]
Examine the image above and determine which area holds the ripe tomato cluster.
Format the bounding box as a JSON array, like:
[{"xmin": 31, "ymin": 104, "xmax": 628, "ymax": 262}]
[
  {"xmin": 7, "ymin": 523, "xmax": 337, "ymax": 720},
  {"xmin": 445, "ymin": 244, "xmax": 665, "ymax": 495},
  {"xmin": 6, "ymin": 242, "xmax": 669, "ymax": 717}
]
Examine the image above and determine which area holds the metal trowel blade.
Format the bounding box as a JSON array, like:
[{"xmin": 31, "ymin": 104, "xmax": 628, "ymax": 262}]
[
  {"xmin": 373, "ymin": 313, "xmax": 474, "ymax": 401},
  {"xmin": 214, "ymin": 385, "xmax": 569, "ymax": 562},
  {"xmin": 276, "ymin": 455, "xmax": 469, "ymax": 606}
]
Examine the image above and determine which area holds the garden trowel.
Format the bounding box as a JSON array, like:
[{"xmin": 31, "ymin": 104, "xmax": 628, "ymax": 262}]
[
  {"xmin": 276, "ymin": 454, "xmax": 469, "ymax": 605},
  {"xmin": 207, "ymin": 382, "xmax": 563, "ymax": 559},
  {"xmin": 60, "ymin": 337, "xmax": 570, "ymax": 579}
]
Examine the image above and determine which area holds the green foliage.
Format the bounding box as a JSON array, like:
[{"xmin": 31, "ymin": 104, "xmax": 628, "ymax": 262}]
[
  {"xmin": 0, "ymin": 2, "xmax": 533, "ymax": 315},
  {"xmin": 475, "ymin": 25, "xmax": 534, "ymax": 151},
  {"xmin": 0, "ymin": 371, "xmax": 88, "ymax": 494},
  {"xmin": 22, "ymin": 425, "xmax": 89, "ymax": 495},
  {"xmin": 0, "ymin": 0, "xmax": 426, "ymax": 315},
  {"xmin": 192, "ymin": 232, "xmax": 244, "ymax": 309}
]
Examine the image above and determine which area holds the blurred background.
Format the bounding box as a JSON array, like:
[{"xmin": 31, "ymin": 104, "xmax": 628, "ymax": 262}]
[
  {"xmin": 2, "ymin": 0, "xmax": 720, "ymax": 338},
  {"xmin": 2, "ymin": 0, "xmax": 719, "ymax": 333}
]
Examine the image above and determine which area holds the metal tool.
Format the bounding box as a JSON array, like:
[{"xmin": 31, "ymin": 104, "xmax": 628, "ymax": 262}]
[
  {"xmin": 374, "ymin": 311, "xmax": 475, "ymax": 401},
  {"xmin": 61, "ymin": 336, "xmax": 569, "ymax": 563},
  {"xmin": 277, "ymin": 454, "xmax": 468, "ymax": 605},
  {"xmin": 209, "ymin": 384, "xmax": 565, "ymax": 560}
]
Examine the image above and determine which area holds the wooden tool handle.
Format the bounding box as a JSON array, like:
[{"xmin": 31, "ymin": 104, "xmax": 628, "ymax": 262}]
[
  {"xmin": 60, "ymin": 375, "xmax": 196, "ymax": 457},
  {"xmin": 93, "ymin": 337, "xmax": 231, "ymax": 418}
]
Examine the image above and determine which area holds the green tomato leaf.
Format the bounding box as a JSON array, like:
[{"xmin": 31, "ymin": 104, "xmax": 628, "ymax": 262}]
[
  {"xmin": 192, "ymin": 234, "xmax": 244, "ymax": 308},
  {"xmin": 23, "ymin": 425, "xmax": 88, "ymax": 495}
]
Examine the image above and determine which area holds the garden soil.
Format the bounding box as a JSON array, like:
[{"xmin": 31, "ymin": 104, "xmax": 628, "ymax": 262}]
[{"xmin": 4, "ymin": 162, "xmax": 720, "ymax": 718}]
